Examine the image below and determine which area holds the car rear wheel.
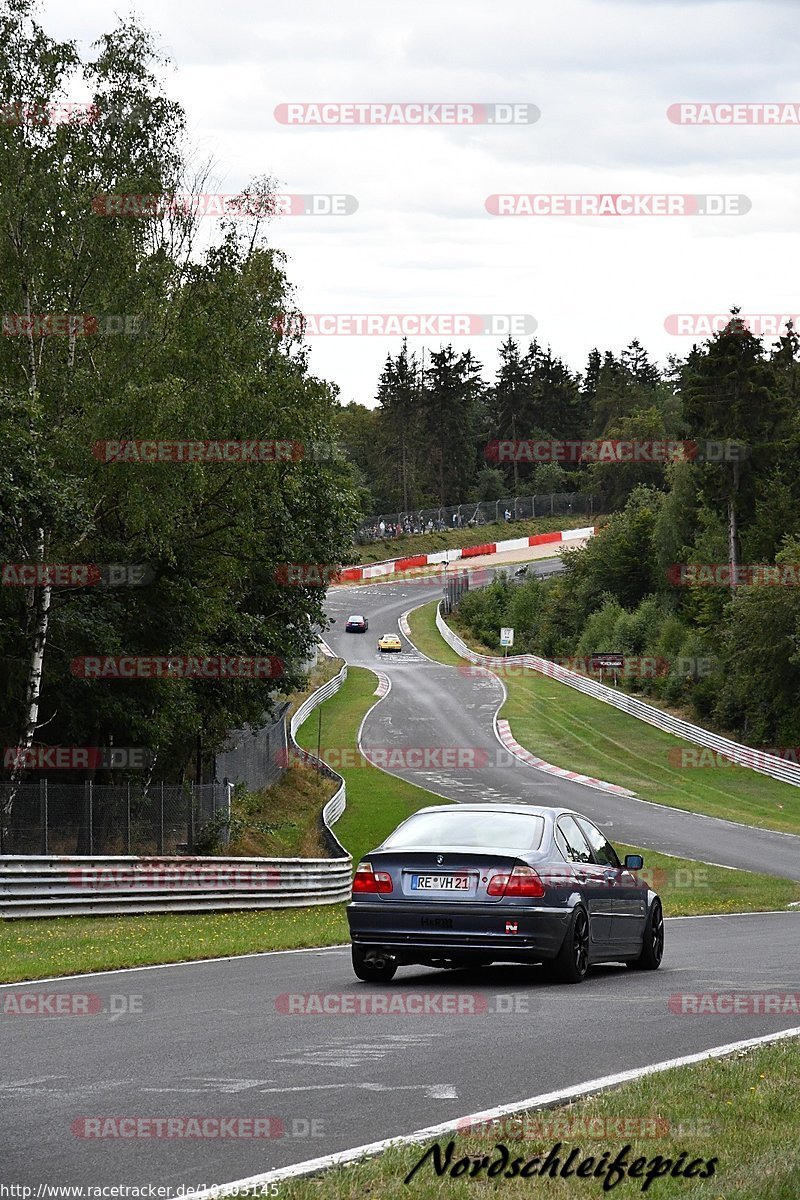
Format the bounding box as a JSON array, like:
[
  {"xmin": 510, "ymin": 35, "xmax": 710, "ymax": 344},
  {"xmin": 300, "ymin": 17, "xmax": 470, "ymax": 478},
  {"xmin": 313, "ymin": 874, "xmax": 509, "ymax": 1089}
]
[
  {"xmin": 351, "ymin": 944, "xmax": 397, "ymax": 983},
  {"xmin": 626, "ymin": 899, "xmax": 664, "ymax": 971},
  {"xmin": 547, "ymin": 906, "xmax": 589, "ymax": 984}
]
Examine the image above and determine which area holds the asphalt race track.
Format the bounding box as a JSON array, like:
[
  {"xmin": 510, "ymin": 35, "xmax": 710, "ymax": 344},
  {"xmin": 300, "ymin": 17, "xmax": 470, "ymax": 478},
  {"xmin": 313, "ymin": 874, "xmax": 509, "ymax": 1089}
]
[
  {"xmin": 2, "ymin": 915, "xmax": 800, "ymax": 1189},
  {"xmin": 324, "ymin": 569, "xmax": 800, "ymax": 881},
  {"xmin": 2, "ymin": 559, "xmax": 798, "ymax": 1191}
]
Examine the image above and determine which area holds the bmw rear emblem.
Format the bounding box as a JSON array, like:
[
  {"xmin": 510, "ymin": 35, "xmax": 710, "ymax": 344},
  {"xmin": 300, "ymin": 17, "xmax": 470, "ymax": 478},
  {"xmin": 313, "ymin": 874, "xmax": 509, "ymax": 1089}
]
[{"xmin": 436, "ymin": 855, "xmax": 443, "ymax": 864}]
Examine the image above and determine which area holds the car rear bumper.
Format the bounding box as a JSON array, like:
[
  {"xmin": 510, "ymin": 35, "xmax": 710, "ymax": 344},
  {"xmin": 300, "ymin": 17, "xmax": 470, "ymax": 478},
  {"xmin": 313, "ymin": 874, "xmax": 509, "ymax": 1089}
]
[{"xmin": 347, "ymin": 900, "xmax": 571, "ymax": 962}]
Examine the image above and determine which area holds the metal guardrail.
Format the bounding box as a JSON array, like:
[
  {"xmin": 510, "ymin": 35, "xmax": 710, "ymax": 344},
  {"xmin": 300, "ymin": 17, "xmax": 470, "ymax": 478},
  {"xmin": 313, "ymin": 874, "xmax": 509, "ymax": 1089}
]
[
  {"xmin": 289, "ymin": 663, "xmax": 350, "ymax": 856},
  {"xmin": 0, "ymin": 662, "xmax": 353, "ymax": 919},
  {"xmin": 436, "ymin": 603, "xmax": 800, "ymax": 790},
  {"xmin": 0, "ymin": 854, "xmax": 352, "ymax": 919}
]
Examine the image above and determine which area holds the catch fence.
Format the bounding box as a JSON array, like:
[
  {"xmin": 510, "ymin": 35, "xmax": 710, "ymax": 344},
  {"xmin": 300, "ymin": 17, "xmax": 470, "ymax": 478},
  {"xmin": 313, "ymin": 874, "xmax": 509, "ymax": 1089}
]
[{"xmin": 357, "ymin": 493, "xmax": 599, "ymax": 541}]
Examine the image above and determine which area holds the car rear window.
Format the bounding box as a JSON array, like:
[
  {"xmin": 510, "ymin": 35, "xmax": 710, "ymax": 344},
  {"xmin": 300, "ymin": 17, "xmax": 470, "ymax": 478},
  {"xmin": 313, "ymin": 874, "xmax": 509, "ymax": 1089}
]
[{"xmin": 381, "ymin": 810, "xmax": 545, "ymax": 852}]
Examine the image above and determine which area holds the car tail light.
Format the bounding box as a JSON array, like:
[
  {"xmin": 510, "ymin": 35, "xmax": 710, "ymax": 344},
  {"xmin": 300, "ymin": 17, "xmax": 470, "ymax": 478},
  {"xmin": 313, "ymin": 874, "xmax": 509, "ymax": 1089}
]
[
  {"xmin": 352, "ymin": 862, "xmax": 393, "ymax": 894},
  {"xmin": 487, "ymin": 866, "xmax": 545, "ymax": 898}
]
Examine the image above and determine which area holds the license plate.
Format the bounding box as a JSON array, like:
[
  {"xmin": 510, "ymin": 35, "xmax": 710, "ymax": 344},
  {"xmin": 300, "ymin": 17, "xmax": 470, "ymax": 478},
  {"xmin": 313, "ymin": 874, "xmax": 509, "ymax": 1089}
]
[{"xmin": 411, "ymin": 874, "xmax": 470, "ymax": 891}]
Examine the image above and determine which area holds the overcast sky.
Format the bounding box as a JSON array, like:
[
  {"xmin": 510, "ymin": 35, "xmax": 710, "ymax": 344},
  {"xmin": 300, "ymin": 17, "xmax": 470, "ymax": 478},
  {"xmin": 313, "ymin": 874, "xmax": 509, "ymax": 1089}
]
[{"xmin": 45, "ymin": 0, "xmax": 800, "ymax": 406}]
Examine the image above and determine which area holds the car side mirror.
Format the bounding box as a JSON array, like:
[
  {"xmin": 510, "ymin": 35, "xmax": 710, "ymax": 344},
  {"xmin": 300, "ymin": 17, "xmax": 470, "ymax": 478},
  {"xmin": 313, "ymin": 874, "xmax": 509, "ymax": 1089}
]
[{"xmin": 624, "ymin": 854, "xmax": 644, "ymax": 870}]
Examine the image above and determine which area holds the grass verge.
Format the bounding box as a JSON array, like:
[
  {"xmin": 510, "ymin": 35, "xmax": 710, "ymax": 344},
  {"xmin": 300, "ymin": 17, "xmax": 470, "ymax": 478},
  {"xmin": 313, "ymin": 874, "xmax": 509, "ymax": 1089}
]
[
  {"xmin": 294, "ymin": 665, "xmax": 449, "ymax": 865},
  {"xmin": 0, "ymin": 906, "xmax": 349, "ymax": 984},
  {"xmin": 276, "ymin": 1037, "xmax": 800, "ymax": 1200},
  {"xmin": 356, "ymin": 514, "xmax": 598, "ymax": 564},
  {"xmin": 222, "ymin": 764, "xmax": 332, "ymax": 858},
  {"xmin": 406, "ymin": 602, "xmax": 464, "ymax": 665},
  {"xmin": 415, "ymin": 599, "xmax": 800, "ymax": 836}
]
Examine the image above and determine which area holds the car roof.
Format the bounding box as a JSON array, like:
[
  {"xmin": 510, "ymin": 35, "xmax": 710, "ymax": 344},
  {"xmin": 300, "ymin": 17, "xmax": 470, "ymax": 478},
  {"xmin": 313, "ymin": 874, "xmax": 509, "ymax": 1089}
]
[{"xmin": 407, "ymin": 803, "xmax": 580, "ymax": 821}]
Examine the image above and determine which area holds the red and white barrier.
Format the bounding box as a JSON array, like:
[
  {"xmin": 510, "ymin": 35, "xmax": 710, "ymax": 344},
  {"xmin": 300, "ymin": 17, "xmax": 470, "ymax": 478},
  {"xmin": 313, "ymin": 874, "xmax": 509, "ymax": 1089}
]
[{"xmin": 339, "ymin": 526, "xmax": 596, "ymax": 584}]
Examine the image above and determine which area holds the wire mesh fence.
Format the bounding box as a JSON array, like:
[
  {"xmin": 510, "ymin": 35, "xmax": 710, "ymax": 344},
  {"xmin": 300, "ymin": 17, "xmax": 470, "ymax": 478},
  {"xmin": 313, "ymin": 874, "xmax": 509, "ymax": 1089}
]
[
  {"xmin": 0, "ymin": 780, "xmax": 231, "ymax": 856},
  {"xmin": 213, "ymin": 703, "xmax": 289, "ymax": 793},
  {"xmin": 356, "ymin": 493, "xmax": 599, "ymax": 542}
]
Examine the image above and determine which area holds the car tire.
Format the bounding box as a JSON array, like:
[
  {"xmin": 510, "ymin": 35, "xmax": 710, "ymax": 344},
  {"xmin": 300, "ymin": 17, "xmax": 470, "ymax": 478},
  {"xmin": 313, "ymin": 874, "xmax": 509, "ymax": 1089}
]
[
  {"xmin": 626, "ymin": 899, "xmax": 664, "ymax": 971},
  {"xmin": 547, "ymin": 905, "xmax": 590, "ymax": 984},
  {"xmin": 351, "ymin": 944, "xmax": 397, "ymax": 983}
]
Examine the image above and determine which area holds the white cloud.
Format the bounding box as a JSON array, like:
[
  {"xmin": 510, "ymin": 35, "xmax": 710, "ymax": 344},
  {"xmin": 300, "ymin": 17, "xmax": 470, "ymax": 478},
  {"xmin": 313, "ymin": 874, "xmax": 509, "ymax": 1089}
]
[{"xmin": 42, "ymin": 0, "xmax": 800, "ymax": 404}]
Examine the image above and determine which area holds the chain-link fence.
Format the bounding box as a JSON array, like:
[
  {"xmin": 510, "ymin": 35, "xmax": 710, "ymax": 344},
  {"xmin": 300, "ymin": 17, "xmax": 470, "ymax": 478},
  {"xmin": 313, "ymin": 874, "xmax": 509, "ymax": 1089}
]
[
  {"xmin": 0, "ymin": 780, "xmax": 231, "ymax": 856},
  {"xmin": 213, "ymin": 703, "xmax": 289, "ymax": 793},
  {"xmin": 357, "ymin": 493, "xmax": 599, "ymax": 542}
]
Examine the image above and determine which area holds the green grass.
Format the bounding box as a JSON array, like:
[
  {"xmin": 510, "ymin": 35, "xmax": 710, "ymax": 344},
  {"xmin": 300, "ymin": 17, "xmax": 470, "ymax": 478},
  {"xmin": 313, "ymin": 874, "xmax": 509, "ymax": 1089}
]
[
  {"xmin": 406, "ymin": 602, "xmax": 464, "ymax": 665},
  {"xmin": 222, "ymin": 763, "xmax": 334, "ymax": 858},
  {"xmin": 500, "ymin": 670, "xmax": 800, "ymax": 836},
  {"xmin": 356, "ymin": 514, "xmax": 598, "ymax": 564},
  {"xmin": 294, "ymin": 665, "xmax": 449, "ymax": 865},
  {"xmin": 612, "ymin": 843, "xmax": 800, "ymax": 916},
  {"xmin": 0, "ymin": 906, "xmax": 349, "ymax": 984},
  {"xmin": 415, "ymin": 599, "xmax": 800, "ymax": 836},
  {"xmin": 276, "ymin": 1037, "xmax": 800, "ymax": 1200}
]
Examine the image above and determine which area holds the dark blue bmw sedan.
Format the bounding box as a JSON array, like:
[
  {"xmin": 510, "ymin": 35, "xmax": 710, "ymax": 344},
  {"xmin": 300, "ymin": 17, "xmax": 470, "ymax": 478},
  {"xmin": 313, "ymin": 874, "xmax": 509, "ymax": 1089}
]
[{"xmin": 346, "ymin": 803, "xmax": 663, "ymax": 984}]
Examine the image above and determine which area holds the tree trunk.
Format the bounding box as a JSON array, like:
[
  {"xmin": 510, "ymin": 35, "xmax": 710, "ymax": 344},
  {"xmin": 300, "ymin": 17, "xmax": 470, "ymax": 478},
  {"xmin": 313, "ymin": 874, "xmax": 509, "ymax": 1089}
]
[
  {"xmin": 728, "ymin": 459, "xmax": 740, "ymax": 589},
  {"xmin": 3, "ymin": 532, "xmax": 52, "ymax": 846},
  {"xmin": 11, "ymin": 533, "xmax": 52, "ymax": 781}
]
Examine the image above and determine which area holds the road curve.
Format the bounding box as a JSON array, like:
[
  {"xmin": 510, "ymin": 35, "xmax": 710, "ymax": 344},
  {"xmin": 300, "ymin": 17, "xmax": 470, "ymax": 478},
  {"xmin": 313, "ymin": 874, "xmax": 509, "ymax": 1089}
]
[{"xmin": 323, "ymin": 570, "xmax": 800, "ymax": 881}]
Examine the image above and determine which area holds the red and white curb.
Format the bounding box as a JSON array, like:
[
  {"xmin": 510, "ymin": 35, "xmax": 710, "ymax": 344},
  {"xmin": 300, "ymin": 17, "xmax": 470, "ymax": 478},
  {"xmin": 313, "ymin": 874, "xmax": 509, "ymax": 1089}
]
[
  {"xmin": 496, "ymin": 719, "xmax": 637, "ymax": 797},
  {"xmin": 338, "ymin": 526, "xmax": 596, "ymax": 584},
  {"xmin": 373, "ymin": 672, "xmax": 391, "ymax": 699}
]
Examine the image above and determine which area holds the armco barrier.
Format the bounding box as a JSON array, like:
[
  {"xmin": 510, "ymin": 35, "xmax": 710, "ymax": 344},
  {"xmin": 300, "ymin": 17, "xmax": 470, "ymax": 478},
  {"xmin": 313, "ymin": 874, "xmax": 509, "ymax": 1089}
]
[
  {"xmin": 0, "ymin": 663, "xmax": 353, "ymax": 919},
  {"xmin": 435, "ymin": 604, "xmax": 800, "ymax": 791},
  {"xmin": 0, "ymin": 855, "xmax": 352, "ymax": 918},
  {"xmin": 289, "ymin": 662, "xmax": 350, "ymax": 855}
]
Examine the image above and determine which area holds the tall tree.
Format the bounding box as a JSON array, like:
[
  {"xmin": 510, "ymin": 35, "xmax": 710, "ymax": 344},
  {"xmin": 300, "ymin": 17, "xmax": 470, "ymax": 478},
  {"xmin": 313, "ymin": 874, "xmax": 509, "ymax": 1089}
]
[
  {"xmin": 374, "ymin": 339, "xmax": 421, "ymax": 511},
  {"xmin": 680, "ymin": 310, "xmax": 785, "ymax": 587},
  {"xmin": 421, "ymin": 345, "xmax": 483, "ymax": 504},
  {"xmin": 0, "ymin": 3, "xmax": 359, "ymax": 823}
]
